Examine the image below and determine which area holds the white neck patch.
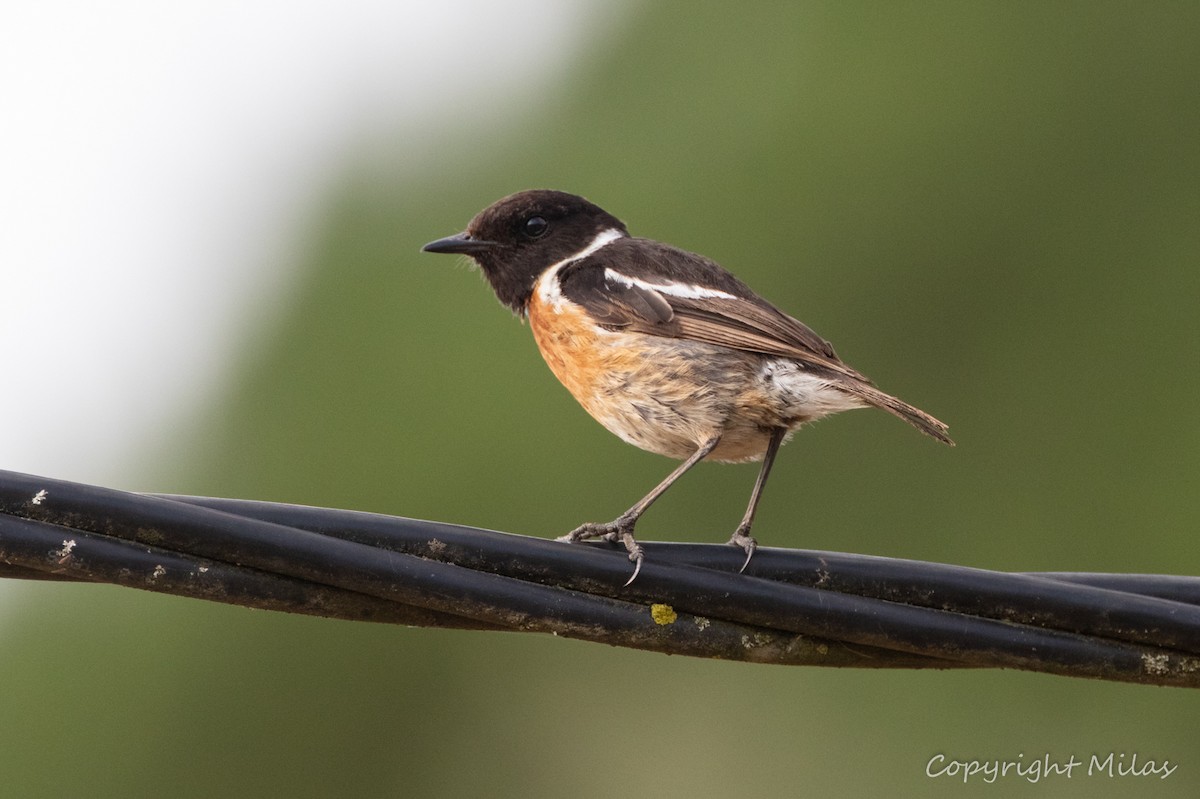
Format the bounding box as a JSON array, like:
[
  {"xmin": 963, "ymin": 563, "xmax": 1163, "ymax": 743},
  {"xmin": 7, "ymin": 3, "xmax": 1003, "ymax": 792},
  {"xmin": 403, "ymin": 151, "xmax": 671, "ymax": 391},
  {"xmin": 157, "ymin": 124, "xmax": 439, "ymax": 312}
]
[{"xmin": 535, "ymin": 227, "xmax": 625, "ymax": 308}]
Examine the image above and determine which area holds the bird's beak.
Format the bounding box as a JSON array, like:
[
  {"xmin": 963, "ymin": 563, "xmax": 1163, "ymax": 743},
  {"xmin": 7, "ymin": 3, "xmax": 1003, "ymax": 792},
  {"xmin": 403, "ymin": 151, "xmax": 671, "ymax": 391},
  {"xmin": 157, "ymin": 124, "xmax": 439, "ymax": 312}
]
[{"xmin": 421, "ymin": 232, "xmax": 496, "ymax": 255}]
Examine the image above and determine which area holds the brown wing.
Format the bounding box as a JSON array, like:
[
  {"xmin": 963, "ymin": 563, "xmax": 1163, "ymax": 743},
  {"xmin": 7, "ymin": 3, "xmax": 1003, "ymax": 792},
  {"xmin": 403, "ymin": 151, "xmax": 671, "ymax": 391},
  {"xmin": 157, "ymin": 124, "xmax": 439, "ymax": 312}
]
[
  {"xmin": 658, "ymin": 294, "xmax": 872, "ymax": 383},
  {"xmin": 557, "ymin": 255, "xmax": 953, "ymax": 445},
  {"xmin": 558, "ymin": 257, "xmax": 870, "ymax": 382}
]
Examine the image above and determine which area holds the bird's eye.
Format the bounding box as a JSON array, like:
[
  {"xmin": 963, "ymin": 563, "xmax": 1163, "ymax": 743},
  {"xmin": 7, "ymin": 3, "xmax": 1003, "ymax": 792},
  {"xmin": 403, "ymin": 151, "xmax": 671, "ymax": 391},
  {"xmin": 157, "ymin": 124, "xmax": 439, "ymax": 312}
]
[{"xmin": 523, "ymin": 216, "xmax": 549, "ymax": 238}]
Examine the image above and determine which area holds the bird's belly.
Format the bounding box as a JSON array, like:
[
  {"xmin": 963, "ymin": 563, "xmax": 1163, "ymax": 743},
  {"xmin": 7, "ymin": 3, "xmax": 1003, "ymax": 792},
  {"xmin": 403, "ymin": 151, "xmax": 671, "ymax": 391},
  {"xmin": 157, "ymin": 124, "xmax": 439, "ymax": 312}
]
[{"xmin": 528, "ymin": 297, "xmax": 829, "ymax": 462}]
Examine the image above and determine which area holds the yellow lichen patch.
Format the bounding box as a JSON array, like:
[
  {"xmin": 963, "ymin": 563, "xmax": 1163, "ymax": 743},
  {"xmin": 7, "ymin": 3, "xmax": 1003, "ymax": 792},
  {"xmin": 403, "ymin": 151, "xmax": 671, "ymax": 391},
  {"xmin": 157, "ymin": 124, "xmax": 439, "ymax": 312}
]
[{"xmin": 650, "ymin": 604, "xmax": 678, "ymax": 626}]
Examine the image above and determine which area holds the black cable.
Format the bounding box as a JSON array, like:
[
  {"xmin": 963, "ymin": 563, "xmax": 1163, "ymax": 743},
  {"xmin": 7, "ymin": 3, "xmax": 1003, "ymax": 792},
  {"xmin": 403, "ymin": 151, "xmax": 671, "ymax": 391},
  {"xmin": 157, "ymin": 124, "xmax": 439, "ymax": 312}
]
[{"xmin": 1, "ymin": 469, "xmax": 1197, "ymax": 686}]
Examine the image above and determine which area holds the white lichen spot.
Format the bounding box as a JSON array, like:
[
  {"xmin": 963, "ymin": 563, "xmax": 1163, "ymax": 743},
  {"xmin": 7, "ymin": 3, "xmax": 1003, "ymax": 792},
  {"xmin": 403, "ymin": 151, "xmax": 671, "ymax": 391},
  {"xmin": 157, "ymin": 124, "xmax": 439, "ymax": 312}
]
[
  {"xmin": 151, "ymin": 564, "xmax": 167, "ymax": 579},
  {"xmin": 198, "ymin": 566, "xmax": 209, "ymax": 574},
  {"xmin": 740, "ymin": 633, "xmax": 772, "ymax": 650},
  {"xmin": 1142, "ymin": 653, "xmax": 1170, "ymax": 675},
  {"xmin": 54, "ymin": 539, "xmax": 77, "ymax": 562},
  {"xmin": 32, "ymin": 489, "xmax": 48, "ymax": 505},
  {"xmin": 427, "ymin": 538, "xmax": 446, "ymax": 555},
  {"xmin": 693, "ymin": 616, "xmax": 711, "ymax": 631}
]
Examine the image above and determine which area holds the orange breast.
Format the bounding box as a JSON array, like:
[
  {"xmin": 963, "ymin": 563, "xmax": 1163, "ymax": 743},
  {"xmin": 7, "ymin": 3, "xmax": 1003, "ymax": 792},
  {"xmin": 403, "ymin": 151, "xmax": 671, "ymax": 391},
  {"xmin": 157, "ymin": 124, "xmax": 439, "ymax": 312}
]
[
  {"xmin": 528, "ymin": 292, "xmax": 620, "ymax": 418},
  {"xmin": 525, "ymin": 287, "xmax": 780, "ymax": 463}
]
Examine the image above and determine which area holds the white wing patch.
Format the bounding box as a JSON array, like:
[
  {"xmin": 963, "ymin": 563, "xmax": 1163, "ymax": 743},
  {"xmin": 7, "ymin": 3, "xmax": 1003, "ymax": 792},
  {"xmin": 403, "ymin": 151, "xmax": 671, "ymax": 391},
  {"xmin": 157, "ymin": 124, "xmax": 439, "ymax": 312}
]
[
  {"xmin": 535, "ymin": 227, "xmax": 626, "ymax": 309},
  {"xmin": 603, "ymin": 268, "xmax": 738, "ymax": 301}
]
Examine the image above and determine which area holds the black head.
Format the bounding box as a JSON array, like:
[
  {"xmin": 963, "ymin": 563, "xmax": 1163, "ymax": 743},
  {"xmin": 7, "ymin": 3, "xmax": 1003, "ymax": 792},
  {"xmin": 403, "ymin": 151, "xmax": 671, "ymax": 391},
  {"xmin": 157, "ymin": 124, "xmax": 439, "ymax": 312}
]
[{"xmin": 422, "ymin": 190, "xmax": 628, "ymax": 313}]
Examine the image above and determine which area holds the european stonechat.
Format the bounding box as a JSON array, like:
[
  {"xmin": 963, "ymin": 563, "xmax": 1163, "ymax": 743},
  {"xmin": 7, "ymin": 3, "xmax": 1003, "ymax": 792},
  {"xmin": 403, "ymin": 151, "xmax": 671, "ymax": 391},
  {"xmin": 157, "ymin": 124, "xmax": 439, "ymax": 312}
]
[{"xmin": 423, "ymin": 190, "xmax": 952, "ymax": 583}]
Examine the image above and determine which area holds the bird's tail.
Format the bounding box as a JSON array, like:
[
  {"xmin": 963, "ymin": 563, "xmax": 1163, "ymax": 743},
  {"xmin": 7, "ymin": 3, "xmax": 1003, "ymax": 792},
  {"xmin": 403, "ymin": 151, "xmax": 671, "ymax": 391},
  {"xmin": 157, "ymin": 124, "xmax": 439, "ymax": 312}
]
[{"xmin": 840, "ymin": 381, "xmax": 954, "ymax": 445}]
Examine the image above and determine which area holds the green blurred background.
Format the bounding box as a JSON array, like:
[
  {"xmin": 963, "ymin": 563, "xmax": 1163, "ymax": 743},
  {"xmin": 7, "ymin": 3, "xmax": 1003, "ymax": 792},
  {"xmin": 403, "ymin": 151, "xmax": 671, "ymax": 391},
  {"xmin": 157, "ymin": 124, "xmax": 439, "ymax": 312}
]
[{"xmin": 5, "ymin": 2, "xmax": 1199, "ymax": 796}]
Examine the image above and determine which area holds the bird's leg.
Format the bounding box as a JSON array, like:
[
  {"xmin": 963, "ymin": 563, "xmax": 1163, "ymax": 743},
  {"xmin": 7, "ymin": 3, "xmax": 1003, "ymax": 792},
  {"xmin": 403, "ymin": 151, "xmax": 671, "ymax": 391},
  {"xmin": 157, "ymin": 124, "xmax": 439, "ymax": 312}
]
[
  {"xmin": 728, "ymin": 427, "xmax": 787, "ymax": 573},
  {"xmin": 559, "ymin": 433, "xmax": 722, "ymax": 585}
]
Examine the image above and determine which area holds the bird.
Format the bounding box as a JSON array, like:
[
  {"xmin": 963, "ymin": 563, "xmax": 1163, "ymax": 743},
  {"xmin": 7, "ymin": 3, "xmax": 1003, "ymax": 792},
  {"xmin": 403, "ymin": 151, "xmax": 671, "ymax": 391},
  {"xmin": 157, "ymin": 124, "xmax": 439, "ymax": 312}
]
[{"xmin": 422, "ymin": 190, "xmax": 952, "ymax": 584}]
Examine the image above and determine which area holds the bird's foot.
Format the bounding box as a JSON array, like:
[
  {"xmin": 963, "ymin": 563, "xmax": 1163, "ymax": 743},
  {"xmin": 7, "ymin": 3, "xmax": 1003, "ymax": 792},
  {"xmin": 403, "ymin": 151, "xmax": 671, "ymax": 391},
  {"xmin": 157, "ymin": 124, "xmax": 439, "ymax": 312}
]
[
  {"xmin": 557, "ymin": 517, "xmax": 644, "ymax": 586},
  {"xmin": 727, "ymin": 526, "xmax": 757, "ymax": 574}
]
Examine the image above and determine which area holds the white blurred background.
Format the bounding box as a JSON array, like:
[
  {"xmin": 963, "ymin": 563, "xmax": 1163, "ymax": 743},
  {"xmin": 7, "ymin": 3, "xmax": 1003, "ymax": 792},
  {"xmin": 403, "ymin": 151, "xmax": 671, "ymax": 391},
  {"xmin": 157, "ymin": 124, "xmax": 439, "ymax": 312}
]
[{"xmin": 0, "ymin": 0, "xmax": 611, "ymax": 483}]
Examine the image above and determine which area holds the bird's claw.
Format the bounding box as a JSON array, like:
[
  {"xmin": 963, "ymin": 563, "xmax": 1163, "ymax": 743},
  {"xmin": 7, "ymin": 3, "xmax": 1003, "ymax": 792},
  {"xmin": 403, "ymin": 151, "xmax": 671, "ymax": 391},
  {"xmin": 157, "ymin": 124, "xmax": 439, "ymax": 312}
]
[
  {"xmin": 558, "ymin": 518, "xmax": 645, "ymax": 586},
  {"xmin": 728, "ymin": 528, "xmax": 757, "ymax": 574},
  {"xmin": 555, "ymin": 522, "xmax": 604, "ymax": 544},
  {"xmin": 621, "ymin": 537, "xmax": 645, "ymax": 587}
]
